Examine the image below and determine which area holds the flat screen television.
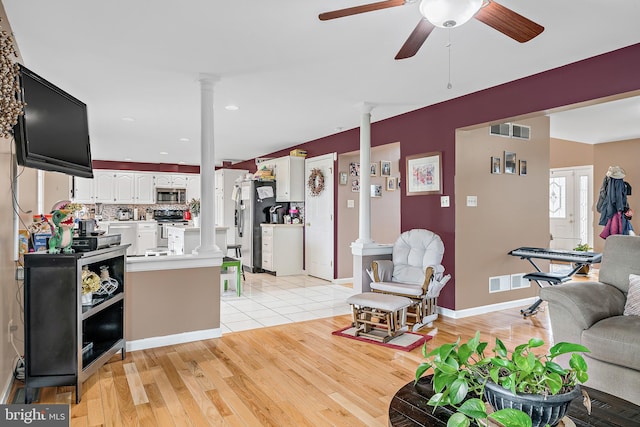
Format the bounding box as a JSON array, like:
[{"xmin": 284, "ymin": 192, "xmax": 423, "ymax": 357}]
[{"xmin": 13, "ymin": 64, "xmax": 94, "ymax": 178}]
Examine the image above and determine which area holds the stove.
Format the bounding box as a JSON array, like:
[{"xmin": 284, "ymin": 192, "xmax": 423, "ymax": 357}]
[{"xmin": 154, "ymin": 209, "xmax": 188, "ymax": 247}]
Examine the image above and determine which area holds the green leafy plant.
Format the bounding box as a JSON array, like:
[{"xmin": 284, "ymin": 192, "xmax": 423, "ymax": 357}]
[
  {"xmin": 415, "ymin": 332, "xmax": 590, "ymax": 427},
  {"xmin": 189, "ymin": 198, "xmax": 200, "ymax": 216},
  {"xmin": 573, "ymin": 243, "xmax": 592, "ymax": 252}
]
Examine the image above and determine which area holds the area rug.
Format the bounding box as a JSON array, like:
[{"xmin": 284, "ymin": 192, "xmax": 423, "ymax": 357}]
[{"xmin": 332, "ymin": 326, "xmax": 431, "ymax": 352}]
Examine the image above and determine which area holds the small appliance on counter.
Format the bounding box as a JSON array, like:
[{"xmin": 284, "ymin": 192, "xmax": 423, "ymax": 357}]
[
  {"xmin": 77, "ymin": 219, "xmax": 96, "ymax": 236},
  {"xmin": 116, "ymin": 208, "xmax": 132, "ymax": 221},
  {"xmin": 71, "ymin": 234, "xmax": 121, "ymax": 252}
]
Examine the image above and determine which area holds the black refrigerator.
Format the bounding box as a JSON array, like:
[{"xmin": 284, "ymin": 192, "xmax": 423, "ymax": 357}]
[{"xmin": 237, "ymin": 180, "xmax": 279, "ymax": 272}]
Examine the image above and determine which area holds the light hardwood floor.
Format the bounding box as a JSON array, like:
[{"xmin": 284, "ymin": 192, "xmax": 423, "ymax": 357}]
[{"xmin": 9, "ymin": 304, "xmax": 552, "ymax": 426}]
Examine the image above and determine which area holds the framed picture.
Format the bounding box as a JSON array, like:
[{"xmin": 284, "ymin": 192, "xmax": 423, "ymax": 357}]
[
  {"xmin": 370, "ymin": 162, "xmax": 378, "ymax": 176},
  {"xmin": 386, "ymin": 176, "xmax": 397, "ymax": 191},
  {"xmin": 339, "ymin": 171, "xmax": 348, "ymax": 185},
  {"xmin": 504, "ymin": 151, "xmax": 516, "ymax": 174},
  {"xmin": 351, "ymin": 178, "xmax": 360, "ymax": 192},
  {"xmin": 370, "ymin": 184, "xmax": 382, "ymax": 198},
  {"xmin": 491, "ymin": 156, "xmax": 501, "ymax": 174},
  {"xmin": 519, "ymin": 160, "xmax": 527, "ymax": 176},
  {"xmin": 380, "ymin": 160, "xmax": 391, "ymax": 176},
  {"xmin": 349, "ymin": 162, "xmax": 360, "ymax": 177},
  {"xmin": 406, "ymin": 151, "xmax": 442, "ymax": 196}
]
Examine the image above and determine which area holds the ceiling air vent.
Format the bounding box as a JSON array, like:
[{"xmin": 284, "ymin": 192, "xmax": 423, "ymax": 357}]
[
  {"xmin": 511, "ymin": 124, "xmax": 531, "ymax": 140},
  {"xmin": 489, "ymin": 123, "xmax": 511, "ymax": 137}
]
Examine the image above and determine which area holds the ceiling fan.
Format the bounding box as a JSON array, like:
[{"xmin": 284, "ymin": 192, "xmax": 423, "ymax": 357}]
[{"xmin": 319, "ymin": 0, "xmax": 544, "ymax": 60}]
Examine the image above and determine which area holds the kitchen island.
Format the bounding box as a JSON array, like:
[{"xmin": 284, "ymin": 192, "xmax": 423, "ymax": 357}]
[
  {"xmin": 166, "ymin": 225, "xmax": 228, "ymax": 255},
  {"xmin": 124, "ymin": 251, "xmax": 223, "ymax": 351}
]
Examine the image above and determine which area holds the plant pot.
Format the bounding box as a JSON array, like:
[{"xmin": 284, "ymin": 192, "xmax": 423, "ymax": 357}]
[{"xmin": 483, "ymin": 381, "xmax": 581, "ymax": 427}]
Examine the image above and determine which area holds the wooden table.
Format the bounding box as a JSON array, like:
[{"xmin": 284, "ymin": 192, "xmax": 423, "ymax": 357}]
[{"xmin": 389, "ymin": 376, "xmax": 640, "ymax": 427}]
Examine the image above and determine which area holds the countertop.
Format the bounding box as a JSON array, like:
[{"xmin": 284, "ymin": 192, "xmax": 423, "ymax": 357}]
[{"xmin": 260, "ymin": 223, "xmax": 303, "ymax": 227}]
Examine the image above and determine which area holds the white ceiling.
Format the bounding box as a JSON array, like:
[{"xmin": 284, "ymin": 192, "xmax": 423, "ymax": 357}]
[{"xmin": 4, "ymin": 1, "xmax": 640, "ymax": 165}]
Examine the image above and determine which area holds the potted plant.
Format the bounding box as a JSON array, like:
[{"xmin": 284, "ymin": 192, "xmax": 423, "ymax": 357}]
[
  {"xmin": 189, "ymin": 198, "xmax": 201, "ymax": 226},
  {"xmin": 573, "ymin": 242, "xmax": 593, "ymax": 275},
  {"xmin": 415, "ymin": 332, "xmax": 590, "ymax": 427}
]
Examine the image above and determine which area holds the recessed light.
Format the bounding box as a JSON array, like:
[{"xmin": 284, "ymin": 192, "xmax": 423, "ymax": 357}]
[
  {"xmin": 124, "ymin": 157, "xmax": 132, "ymax": 161},
  {"xmin": 178, "ymin": 161, "xmax": 186, "ymax": 165},
  {"xmin": 159, "ymin": 151, "xmax": 168, "ymax": 155},
  {"xmin": 225, "ymin": 104, "xmax": 239, "ymax": 111},
  {"xmin": 121, "ymin": 117, "xmax": 135, "ymax": 122},
  {"xmin": 334, "ymin": 126, "xmax": 344, "ymax": 132},
  {"xmin": 178, "ymin": 137, "xmax": 190, "ymax": 142}
]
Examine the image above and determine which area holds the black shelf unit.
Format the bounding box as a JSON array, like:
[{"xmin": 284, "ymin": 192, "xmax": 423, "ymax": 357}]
[{"xmin": 23, "ymin": 245, "xmax": 129, "ymax": 403}]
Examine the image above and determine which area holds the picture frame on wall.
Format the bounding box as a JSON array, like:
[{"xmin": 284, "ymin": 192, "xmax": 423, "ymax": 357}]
[
  {"xmin": 370, "ymin": 162, "xmax": 378, "ymax": 176},
  {"xmin": 491, "ymin": 156, "xmax": 501, "ymax": 174},
  {"xmin": 406, "ymin": 151, "xmax": 442, "ymax": 196},
  {"xmin": 386, "ymin": 176, "xmax": 397, "ymax": 191},
  {"xmin": 381, "ymin": 161, "xmax": 392, "ymax": 177},
  {"xmin": 351, "ymin": 178, "xmax": 360, "ymax": 192},
  {"xmin": 339, "ymin": 171, "xmax": 348, "ymax": 185},
  {"xmin": 504, "ymin": 151, "xmax": 516, "ymax": 174},
  {"xmin": 520, "ymin": 160, "xmax": 527, "ymax": 176},
  {"xmin": 370, "ymin": 184, "xmax": 382, "ymax": 198},
  {"xmin": 349, "ymin": 162, "xmax": 360, "ymax": 177}
]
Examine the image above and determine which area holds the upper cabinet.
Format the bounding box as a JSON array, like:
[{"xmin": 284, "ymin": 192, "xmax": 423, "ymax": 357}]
[
  {"xmin": 72, "ymin": 170, "xmax": 195, "ymax": 204},
  {"xmin": 155, "ymin": 174, "xmax": 188, "ymax": 189},
  {"xmin": 273, "ymin": 156, "xmax": 305, "ymax": 202}
]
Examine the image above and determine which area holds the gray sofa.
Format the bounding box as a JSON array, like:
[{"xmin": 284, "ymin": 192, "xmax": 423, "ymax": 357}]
[{"xmin": 540, "ymin": 235, "xmax": 640, "ymax": 405}]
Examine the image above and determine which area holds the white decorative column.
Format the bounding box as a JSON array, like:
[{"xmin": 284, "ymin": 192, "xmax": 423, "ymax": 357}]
[
  {"xmin": 356, "ymin": 102, "xmax": 374, "ymax": 245},
  {"xmin": 351, "ymin": 102, "xmax": 391, "ymax": 293},
  {"xmin": 194, "ymin": 73, "xmax": 221, "ymax": 256}
]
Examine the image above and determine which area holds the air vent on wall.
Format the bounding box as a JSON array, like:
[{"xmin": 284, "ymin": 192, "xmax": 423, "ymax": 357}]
[
  {"xmin": 511, "ymin": 124, "xmax": 531, "ymax": 140},
  {"xmin": 489, "ymin": 123, "xmax": 511, "ymax": 137},
  {"xmin": 510, "ymin": 273, "xmax": 530, "ymax": 289},
  {"xmin": 489, "ymin": 275, "xmax": 510, "ymax": 293}
]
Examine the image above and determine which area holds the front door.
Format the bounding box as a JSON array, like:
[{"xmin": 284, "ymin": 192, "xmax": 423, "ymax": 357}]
[
  {"xmin": 549, "ymin": 166, "xmax": 593, "ymax": 250},
  {"xmin": 305, "ymin": 154, "xmax": 335, "ymax": 280}
]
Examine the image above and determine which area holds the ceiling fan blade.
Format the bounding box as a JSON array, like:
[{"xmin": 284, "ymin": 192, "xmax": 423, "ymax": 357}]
[
  {"xmin": 395, "ymin": 18, "xmax": 435, "ymax": 60},
  {"xmin": 474, "ymin": 1, "xmax": 544, "ymax": 43},
  {"xmin": 319, "ymin": 0, "xmax": 406, "ymax": 21}
]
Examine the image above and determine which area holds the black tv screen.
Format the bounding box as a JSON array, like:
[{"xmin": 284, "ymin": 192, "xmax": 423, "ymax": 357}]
[{"xmin": 13, "ymin": 65, "xmax": 93, "ymax": 178}]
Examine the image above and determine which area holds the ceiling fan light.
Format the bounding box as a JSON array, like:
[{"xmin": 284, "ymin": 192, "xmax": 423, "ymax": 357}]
[{"xmin": 419, "ymin": 0, "xmax": 483, "ymax": 28}]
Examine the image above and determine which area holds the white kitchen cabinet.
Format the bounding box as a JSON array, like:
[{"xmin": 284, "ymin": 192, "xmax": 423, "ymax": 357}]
[
  {"xmin": 114, "ymin": 173, "xmax": 135, "ymax": 203},
  {"xmin": 94, "ymin": 171, "xmax": 116, "ymax": 203},
  {"xmin": 167, "ymin": 225, "xmax": 228, "ymax": 255},
  {"xmin": 273, "ymin": 156, "xmax": 305, "ymax": 202},
  {"xmin": 186, "ymin": 175, "xmax": 200, "ymax": 201},
  {"xmin": 155, "ymin": 174, "xmax": 189, "ymax": 189},
  {"xmin": 136, "ymin": 221, "xmax": 158, "ymax": 256},
  {"xmin": 260, "ymin": 224, "xmax": 303, "ymax": 276},
  {"xmin": 134, "ymin": 173, "xmax": 155, "ymax": 204},
  {"xmin": 71, "ymin": 176, "xmax": 95, "ymax": 203}
]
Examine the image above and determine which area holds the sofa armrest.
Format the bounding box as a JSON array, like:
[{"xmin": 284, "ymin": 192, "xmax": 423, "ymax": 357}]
[{"xmin": 539, "ymin": 282, "xmax": 626, "ymax": 343}]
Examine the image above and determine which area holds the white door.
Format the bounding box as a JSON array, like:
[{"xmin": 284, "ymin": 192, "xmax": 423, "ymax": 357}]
[
  {"xmin": 549, "ymin": 166, "xmax": 593, "ymax": 250},
  {"xmin": 305, "ymin": 153, "xmax": 335, "ymax": 280}
]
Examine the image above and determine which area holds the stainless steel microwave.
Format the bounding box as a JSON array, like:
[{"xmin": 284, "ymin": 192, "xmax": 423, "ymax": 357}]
[{"xmin": 155, "ymin": 187, "xmax": 186, "ymax": 204}]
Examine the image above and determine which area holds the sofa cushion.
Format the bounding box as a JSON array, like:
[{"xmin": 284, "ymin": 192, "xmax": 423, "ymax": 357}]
[
  {"xmin": 582, "ymin": 315, "xmax": 640, "ymax": 371},
  {"xmin": 624, "ymin": 274, "xmax": 640, "ymax": 316}
]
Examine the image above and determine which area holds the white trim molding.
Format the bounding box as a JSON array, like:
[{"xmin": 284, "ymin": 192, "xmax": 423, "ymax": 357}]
[
  {"xmin": 126, "ymin": 328, "xmax": 222, "ymax": 352},
  {"xmin": 438, "ymin": 297, "xmax": 539, "ymax": 319}
]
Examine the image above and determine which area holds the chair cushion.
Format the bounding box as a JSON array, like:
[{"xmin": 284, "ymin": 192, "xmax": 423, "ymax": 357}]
[
  {"xmin": 347, "ymin": 292, "xmax": 412, "ymax": 311},
  {"xmin": 392, "ymin": 229, "xmax": 444, "ymax": 286},
  {"xmin": 370, "ymin": 281, "xmax": 424, "ymax": 297},
  {"xmin": 624, "ymin": 274, "xmax": 640, "ymax": 316},
  {"xmin": 582, "ymin": 315, "xmax": 640, "ymax": 371}
]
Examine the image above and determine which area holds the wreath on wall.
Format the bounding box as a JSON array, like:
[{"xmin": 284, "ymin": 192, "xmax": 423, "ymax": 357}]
[{"xmin": 307, "ymin": 168, "xmax": 325, "ymax": 197}]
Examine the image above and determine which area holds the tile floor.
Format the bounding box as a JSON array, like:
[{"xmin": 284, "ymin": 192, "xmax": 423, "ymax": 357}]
[{"xmin": 220, "ymin": 272, "xmax": 357, "ymax": 333}]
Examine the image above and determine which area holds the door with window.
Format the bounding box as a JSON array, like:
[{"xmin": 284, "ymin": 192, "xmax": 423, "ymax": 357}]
[{"xmin": 549, "ymin": 166, "xmax": 593, "ymax": 250}]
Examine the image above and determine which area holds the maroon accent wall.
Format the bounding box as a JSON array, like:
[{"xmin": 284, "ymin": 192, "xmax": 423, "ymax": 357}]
[
  {"xmin": 233, "ymin": 43, "xmax": 640, "ymax": 310},
  {"xmin": 92, "ymin": 160, "xmax": 200, "ymax": 174}
]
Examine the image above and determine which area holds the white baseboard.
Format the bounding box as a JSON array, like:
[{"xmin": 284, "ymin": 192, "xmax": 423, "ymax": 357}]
[
  {"xmin": 126, "ymin": 328, "xmax": 222, "ymax": 352},
  {"xmin": 438, "ymin": 297, "xmax": 539, "ymax": 319},
  {"xmin": 1, "ymin": 371, "xmax": 14, "ymax": 404},
  {"xmin": 332, "ymin": 277, "xmax": 353, "ymax": 285}
]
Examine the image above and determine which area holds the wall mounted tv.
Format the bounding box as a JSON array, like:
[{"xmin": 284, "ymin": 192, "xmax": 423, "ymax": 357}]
[{"xmin": 13, "ymin": 64, "xmax": 94, "ymax": 178}]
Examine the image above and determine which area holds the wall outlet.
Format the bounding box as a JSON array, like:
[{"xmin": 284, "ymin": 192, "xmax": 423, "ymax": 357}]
[
  {"xmin": 347, "ymin": 200, "xmax": 355, "ymax": 208},
  {"xmin": 440, "ymin": 196, "xmax": 450, "ymax": 208},
  {"xmin": 466, "ymin": 195, "xmax": 478, "ymax": 207},
  {"xmin": 15, "ymin": 266, "xmax": 24, "ymax": 281}
]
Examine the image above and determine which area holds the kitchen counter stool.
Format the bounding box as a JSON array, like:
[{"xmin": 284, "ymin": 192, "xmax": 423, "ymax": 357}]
[{"xmin": 221, "ymin": 256, "xmax": 242, "ymax": 297}]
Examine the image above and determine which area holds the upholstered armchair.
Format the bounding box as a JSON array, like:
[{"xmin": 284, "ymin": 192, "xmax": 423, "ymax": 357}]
[
  {"xmin": 540, "ymin": 235, "xmax": 640, "ymax": 405},
  {"xmin": 369, "ymin": 229, "xmax": 451, "ymax": 331}
]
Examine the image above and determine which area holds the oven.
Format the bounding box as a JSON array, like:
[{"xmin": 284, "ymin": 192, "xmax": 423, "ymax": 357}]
[{"xmin": 154, "ymin": 209, "xmax": 187, "ymax": 247}]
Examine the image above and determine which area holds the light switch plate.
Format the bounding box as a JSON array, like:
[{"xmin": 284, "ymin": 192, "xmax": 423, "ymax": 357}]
[
  {"xmin": 440, "ymin": 196, "xmax": 450, "ymax": 207},
  {"xmin": 347, "ymin": 199, "xmax": 355, "ymax": 208},
  {"xmin": 466, "ymin": 196, "xmax": 478, "ymax": 207}
]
